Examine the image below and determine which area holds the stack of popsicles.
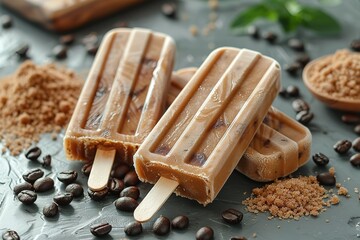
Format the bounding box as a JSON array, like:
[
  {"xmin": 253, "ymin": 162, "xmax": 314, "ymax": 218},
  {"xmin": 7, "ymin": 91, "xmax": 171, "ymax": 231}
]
[{"xmin": 64, "ymin": 28, "xmax": 311, "ymax": 222}]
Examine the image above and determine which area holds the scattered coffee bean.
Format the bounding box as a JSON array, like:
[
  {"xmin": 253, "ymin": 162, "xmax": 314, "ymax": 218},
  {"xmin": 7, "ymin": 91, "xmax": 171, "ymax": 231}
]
[
  {"xmin": 333, "ymin": 140, "xmax": 352, "ymax": 154},
  {"xmin": 286, "ymin": 85, "xmax": 300, "ymax": 97},
  {"xmin": 292, "ymin": 99, "xmax": 310, "ymax": 113},
  {"xmin": 90, "ymin": 222, "xmax": 112, "ymax": 237},
  {"xmin": 124, "ymin": 221, "xmax": 143, "ymax": 236},
  {"xmin": 172, "ymin": 215, "xmax": 189, "ymax": 230},
  {"xmin": 341, "ymin": 114, "xmax": 360, "ymax": 124},
  {"xmin": 60, "ymin": 34, "xmax": 75, "ymax": 45},
  {"xmin": 153, "ymin": 216, "xmax": 171, "ymax": 236},
  {"xmin": 278, "ymin": 87, "xmax": 288, "ymax": 98},
  {"xmin": 81, "ymin": 163, "xmax": 92, "ymax": 176},
  {"xmin": 312, "ymin": 153, "xmax": 329, "ymax": 166},
  {"xmin": 120, "ymin": 186, "xmax": 140, "ymax": 200},
  {"xmin": 13, "ymin": 182, "xmax": 33, "ymax": 195},
  {"xmin": 162, "ymin": 3, "xmax": 177, "ymax": 19},
  {"xmin": 316, "ymin": 172, "xmax": 336, "ymax": 186},
  {"xmin": 111, "ymin": 164, "xmax": 130, "ymax": 179},
  {"xmin": 18, "ymin": 190, "xmax": 37, "ymax": 204},
  {"xmin": 85, "ymin": 44, "xmax": 99, "ymax": 55},
  {"xmin": 222, "ymin": 208, "xmax": 243, "ymax": 224},
  {"xmin": 25, "ymin": 146, "xmax": 41, "ymax": 161},
  {"xmin": 350, "ymin": 39, "xmax": 360, "ymax": 52},
  {"xmin": 65, "ymin": 183, "xmax": 83, "ymax": 198},
  {"xmin": 15, "ymin": 44, "xmax": 29, "ymax": 58},
  {"xmin": 53, "ymin": 193, "xmax": 73, "ymax": 206},
  {"xmin": 350, "ymin": 153, "xmax": 360, "ymax": 167},
  {"xmin": 57, "ymin": 170, "xmax": 78, "ymax": 185},
  {"xmin": 247, "ymin": 25, "xmax": 259, "ymax": 39},
  {"xmin": 355, "ymin": 125, "xmax": 360, "ymax": 135},
  {"xmin": 2, "ymin": 230, "xmax": 20, "ymax": 240},
  {"xmin": 88, "ymin": 187, "xmax": 108, "ymax": 201},
  {"xmin": 43, "ymin": 202, "xmax": 59, "ymax": 218},
  {"xmin": 263, "ymin": 32, "xmax": 277, "ymax": 44},
  {"xmin": 284, "ymin": 62, "xmax": 301, "ymax": 76},
  {"xmin": 52, "ymin": 45, "xmax": 67, "ymax": 59},
  {"xmin": 34, "ymin": 177, "xmax": 54, "ymax": 192},
  {"xmin": 295, "ymin": 53, "xmax": 311, "ymax": 68},
  {"xmin": 114, "ymin": 197, "xmax": 138, "ymax": 212},
  {"xmin": 288, "ymin": 38, "xmax": 305, "ymax": 52},
  {"xmin": 115, "ymin": 21, "xmax": 129, "ymax": 28},
  {"xmin": 22, "ymin": 168, "xmax": 44, "ymax": 183},
  {"xmin": 230, "ymin": 237, "xmax": 247, "ymax": 240},
  {"xmin": 196, "ymin": 226, "xmax": 214, "ymax": 240},
  {"xmin": 1, "ymin": 15, "xmax": 13, "ymax": 29},
  {"xmin": 296, "ymin": 110, "xmax": 314, "ymax": 125},
  {"xmin": 124, "ymin": 170, "xmax": 139, "ymax": 186},
  {"xmin": 42, "ymin": 155, "xmax": 51, "ymax": 167},
  {"xmin": 82, "ymin": 33, "xmax": 98, "ymax": 46},
  {"xmin": 352, "ymin": 137, "xmax": 360, "ymax": 152},
  {"xmin": 109, "ymin": 178, "xmax": 124, "ymax": 195}
]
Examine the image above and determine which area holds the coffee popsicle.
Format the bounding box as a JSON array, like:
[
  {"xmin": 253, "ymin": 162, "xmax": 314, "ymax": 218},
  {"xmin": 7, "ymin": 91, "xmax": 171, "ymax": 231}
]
[
  {"xmin": 64, "ymin": 28, "xmax": 175, "ymax": 191},
  {"xmin": 134, "ymin": 48, "xmax": 281, "ymax": 222}
]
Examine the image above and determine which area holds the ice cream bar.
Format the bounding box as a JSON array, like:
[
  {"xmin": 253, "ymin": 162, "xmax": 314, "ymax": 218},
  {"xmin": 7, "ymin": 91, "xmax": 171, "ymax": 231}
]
[
  {"xmin": 64, "ymin": 28, "xmax": 175, "ymax": 190},
  {"xmin": 169, "ymin": 68, "xmax": 312, "ymax": 182},
  {"xmin": 134, "ymin": 48, "xmax": 280, "ymax": 221}
]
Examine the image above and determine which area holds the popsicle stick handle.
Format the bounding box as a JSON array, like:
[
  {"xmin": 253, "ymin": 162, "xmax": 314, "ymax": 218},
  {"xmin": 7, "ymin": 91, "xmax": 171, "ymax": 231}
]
[
  {"xmin": 134, "ymin": 177, "xmax": 179, "ymax": 222},
  {"xmin": 88, "ymin": 149, "xmax": 116, "ymax": 191}
]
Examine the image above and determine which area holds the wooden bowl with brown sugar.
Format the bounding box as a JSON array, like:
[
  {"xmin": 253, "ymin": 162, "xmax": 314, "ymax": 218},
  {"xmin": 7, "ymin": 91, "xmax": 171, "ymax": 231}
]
[{"xmin": 303, "ymin": 51, "xmax": 360, "ymax": 112}]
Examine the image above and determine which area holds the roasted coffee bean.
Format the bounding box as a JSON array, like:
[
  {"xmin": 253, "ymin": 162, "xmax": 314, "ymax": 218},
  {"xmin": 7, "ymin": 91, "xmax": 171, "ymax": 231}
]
[
  {"xmin": 15, "ymin": 44, "xmax": 29, "ymax": 58},
  {"xmin": 124, "ymin": 221, "xmax": 143, "ymax": 236},
  {"xmin": 355, "ymin": 125, "xmax": 360, "ymax": 135},
  {"xmin": 295, "ymin": 54, "xmax": 311, "ymax": 68},
  {"xmin": 196, "ymin": 226, "xmax": 214, "ymax": 240},
  {"xmin": 286, "ymin": 85, "xmax": 300, "ymax": 97},
  {"xmin": 222, "ymin": 208, "xmax": 243, "ymax": 224},
  {"xmin": 1, "ymin": 15, "xmax": 13, "ymax": 29},
  {"xmin": 124, "ymin": 170, "xmax": 139, "ymax": 186},
  {"xmin": 43, "ymin": 202, "xmax": 59, "ymax": 218},
  {"xmin": 13, "ymin": 182, "xmax": 33, "ymax": 195},
  {"xmin": 60, "ymin": 34, "xmax": 75, "ymax": 45},
  {"xmin": 288, "ymin": 38, "xmax": 305, "ymax": 52},
  {"xmin": 350, "ymin": 153, "xmax": 360, "ymax": 167},
  {"xmin": 171, "ymin": 215, "xmax": 189, "ymax": 230},
  {"xmin": 90, "ymin": 222, "xmax": 112, "ymax": 237},
  {"xmin": 312, "ymin": 153, "xmax": 329, "ymax": 166},
  {"xmin": 296, "ymin": 111, "xmax": 314, "ymax": 125},
  {"xmin": 284, "ymin": 62, "xmax": 301, "ymax": 76},
  {"xmin": 114, "ymin": 197, "xmax": 138, "ymax": 212},
  {"xmin": 52, "ymin": 45, "xmax": 67, "ymax": 59},
  {"xmin": 230, "ymin": 237, "xmax": 247, "ymax": 240},
  {"xmin": 111, "ymin": 164, "xmax": 130, "ymax": 179},
  {"xmin": 57, "ymin": 170, "xmax": 78, "ymax": 185},
  {"xmin": 53, "ymin": 193, "xmax": 73, "ymax": 206},
  {"xmin": 352, "ymin": 137, "xmax": 360, "ymax": 152},
  {"xmin": 65, "ymin": 183, "xmax": 83, "ymax": 198},
  {"xmin": 88, "ymin": 188, "xmax": 108, "ymax": 201},
  {"xmin": 109, "ymin": 178, "xmax": 124, "ymax": 195},
  {"xmin": 42, "ymin": 155, "xmax": 51, "ymax": 167},
  {"xmin": 278, "ymin": 87, "xmax": 288, "ymax": 98},
  {"xmin": 263, "ymin": 32, "xmax": 277, "ymax": 44},
  {"xmin": 115, "ymin": 21, "xmax": 129, "ymax": 28},
  {"xmin": 120, "ymin": 186, "xmax": 140, "ymax": 200},
  {"xmin": 350, "ymin": 39, "xmax": 360, "ymax": 52},
  {"xmin": 341, "ymin": 114, "xmax": 360, "ymax": 124},
  {"xmin": 292, "ymin": 99, "xmax": 310, "ymax": 113},
  {"xmin": 82, "ymin": 33, "xmax": 98, "ymax": 46},
  {"xmin": 162, "ymin": 3, "xmax": 177, "ymax": 19},
  {"xmin": 81, "ymin": 163, "xmax": 92, "ymax": 176},
  {"xmin": 34, "ymin": 177, "xmax": 54, "ymax": 192},
  {"xmin": 25, "ymin": 146, "xmax": 41, "ymax": 161},
  {"xmin": 316, "ymin": 172, "xmax": 336, "ymax": 186},
  {"xmin": 2, "ymin": 230, "xmax": 20, "ymax": 240},
  {"xmin": 85, "ymin": 44, "xmax": 99, "ymax": 55},
  {"xmin": 333, "ymin": 140, "xmax": 352, "ymax": 154},
  {"xmin": 18, "ymin": 190, "xmax": 37, "ymax": 204},
  {"xmin": 22, "ymin": 168, "xmax": 44, "ymax": 183},
  {"xmin": 153, "ymin": 216, "xmax": 171, "ymax": 236},
  {"xmin": 247, "ymin": 25, "xmax": 259, "ymax": 39}
]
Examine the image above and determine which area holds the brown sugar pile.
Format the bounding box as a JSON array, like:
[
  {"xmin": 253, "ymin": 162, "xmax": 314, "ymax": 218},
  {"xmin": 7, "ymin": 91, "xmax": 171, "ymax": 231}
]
[
  {"xmin": 0, "ymin": 61, "xmax": 83, "ymax": 155},
  {"xmin": 242, "ymin": 176, "xmax": 328, "ymax": 219},
  {"xmin": 307, "ymin": 49, "xmax": 360, "ymax": 100}
]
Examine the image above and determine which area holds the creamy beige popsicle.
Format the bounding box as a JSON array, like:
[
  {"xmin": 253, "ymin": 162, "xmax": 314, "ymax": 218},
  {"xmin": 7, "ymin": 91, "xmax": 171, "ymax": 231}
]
[
  {"xmin": 64, "ymin": 28, "xmax": 175, "ymax": 190},
  {"xmin": 134, "ymin": 48, "xmax": 281, "ymax": 222}
]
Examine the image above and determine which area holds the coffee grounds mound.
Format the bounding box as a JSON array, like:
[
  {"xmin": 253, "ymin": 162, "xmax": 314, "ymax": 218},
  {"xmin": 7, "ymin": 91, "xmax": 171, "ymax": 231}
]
[
  {"xmin": 243, "ymin": 176, "xmax": 329, "ymax": 220},
  {"xmin": 0, "ymin": 61, "xmax": 83, "ymax": 155}
]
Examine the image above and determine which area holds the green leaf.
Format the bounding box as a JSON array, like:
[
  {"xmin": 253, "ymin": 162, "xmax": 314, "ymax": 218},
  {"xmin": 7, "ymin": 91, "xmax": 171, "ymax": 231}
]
[{"xmin": 299, "ymin": 7, "xmax": 341, "ymax": 34}]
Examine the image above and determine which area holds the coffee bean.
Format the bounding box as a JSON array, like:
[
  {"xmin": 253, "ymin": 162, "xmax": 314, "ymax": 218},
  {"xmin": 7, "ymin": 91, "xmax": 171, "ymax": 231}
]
[
  {"xmin": 2, "ymin": 230, "xmax": 20, "ymax": 240},
  {"xmin": 196, "ymin": 226, "xmax": 214, "ymax": 240},
  {"xmin": 341, "ymin": 114, "xmax": 360, "ymax": 124},
  {"xmin": 278, "ymin": 87, "xmax": 288, "ymax": 98},
  {"xmin": 162, "ymin": 3, "xmax": 177, "ymax": 19},
  {"xmin": 1, "ymin": 15, "xmax": 13, "ymax": 29},
  {"xmin": 124, "ymin": 171, "xmax": 139, "ymax": 186},
  {"xmin": 171, "ymin": 215, "xmax": 189, "ymax": 230},
  {"xmin": 350, "ymin": 39, "xmax": 360, "ymax": 52},
  {"xmin": 114, "ymin": 197, "xmax": 138, "ymax": 212},
  {"xmin": 82, "ymin": 33, "xmax": 98, "ymax": 46},
  {"xmin": 263, "ymin": 32, "xmax": 277, "ymax": 44},
  {"xmin": 153, "ymin": 216, "xmax": 171, "ymax": 236},
  {"xmin": 90, "ymin": 222, "xmax": 112, "ymax": 237},
  {"xmin": 25, "ymin": 146, "xmax": 41, "ymax": 161},
  {"xmin": 18, "ymin": 190, "xmax": 37, "ymax": 204},
  {"xmin": 350, "ymin": 153, "xmax": 360, "ymax": 167},
  {"xmin": 295, "ymin": 54, "xmax": 311, "ymax": 68},
  {"xmin": 52, "ymin": 45, "xmax": 67, "ymax": 59},
  {"xmin": 292, "ymin": 99, "xmax": 310, "ymax": 113},
  {"xmin": 230, "ymin": 237, "xmax": 247, "ymax": 240},
  {"xmin": 81, "ymin": 163, "xmax": 92, "ymax": 176},
  {"xmin": 316, "ymin": 172, "xmax": 336, "ymax": 186},
  {"xmin": 355, "ymin": 125, "xmax": 360, "ymax": 135},
  {"xmin": 284, "ymin": 62, "xmax": 301, "ymax": 76},
  {"xmin": 109, "ymin": 178, "xmax": 124, "ymax": 195},
  {"xmin": 124, "ymin": 221, "xmax": 143, "ymax": 236},
  {"xmin": 352, "ymin": 137, "xmax": 360, "ymax": 152},
  {"xmin": 288, "ymin": 38, "xmax": 305, "ymax": 52},
  {"xmin": 15, "ymin": 44, "xmax": 29, "ymax": 58},
  {"xmin": 312, "ymin": 153, "xmax": 329, "ymax": 166},
  {"xmin": 60, "ymin": 34, "xmax": 75, "ymax": 45},
  {"xmin": 53, "ymin": 193, "xmax": 73, "ymax": 206},
  {"xmin": 88, "ymin": 187, "xmax": 108, "ymax": 201},
  {"xmin": 22, "ymin": 168, "xmax": 44, "ymax": 183},
  {"xmin": 115, "ymin": 21, "xmax": 129, "ymax": 28},
  {"xmin": 222, "ymin": 208, "xmax": 243, "ymax": 224},
  {"xmin": 43, "ymin": 202, "xmax": 59, "ymax": 218},
  {"xmin": 13, "ymin": 182, "xmax": 33, "ymax": 195},
  {"xmin": 42, "ymin": 155, "xmax": 51, "ymax": 167},
  {"xmin": 286, "ymin": 85, "xmax": 300, "ymax": 97},
  {"xmin": 296, "ymin": 111, "xmax": 314, "ymax": 125},
  {"xmin": 65, "ymin": 183, "xmax": 83, "ymax": 198},
  {"xmin": 34, "ymin": 177, "xmax": 54, "ymax": 192},
  {"xmin": 333, "ymin": 140, "xmax": 352, "ymax": 154},
  {"xmin": 57, "ymin": 170, "xmax": 78, "ymax": 185},
  {"xmin": 247, "ymin": 25, "xmax": 259, "ymax": 39},
  {"xmin": 120, "ymin": 186, "xmax": 140, "ymax": 200},
  {"xmin": 85, "ymin": 43, "xmax": 99, "ymax": 55},
  {"xmin": 111, "ymin": 164, "xmax": 130, "ymax": 179}
]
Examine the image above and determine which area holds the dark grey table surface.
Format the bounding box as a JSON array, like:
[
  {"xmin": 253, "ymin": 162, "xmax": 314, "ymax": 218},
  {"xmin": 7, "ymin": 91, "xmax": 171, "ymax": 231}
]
[{"xmin": 0, "ymin": 0, "xmax": 359, "ymax": 239}]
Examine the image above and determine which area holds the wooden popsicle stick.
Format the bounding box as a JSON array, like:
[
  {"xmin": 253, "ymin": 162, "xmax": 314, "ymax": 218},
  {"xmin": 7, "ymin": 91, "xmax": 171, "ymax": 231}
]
[
  {"xmin": 134, "ymin": 176, "xmax": 179, "ymax": 222},
  {"xmin": 88, "ymin": 149, "xmax": 116, "ymax": 191}
]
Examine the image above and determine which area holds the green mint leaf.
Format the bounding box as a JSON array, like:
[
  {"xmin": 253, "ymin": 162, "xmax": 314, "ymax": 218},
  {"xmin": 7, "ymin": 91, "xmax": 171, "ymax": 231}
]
[
  {"xmin": 230, "ymin": 4, "xmax": 277, "ymax": 29},
  {"xmin": 299, "ymin": 7, "xmax": 341, "ymax": 34}
]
